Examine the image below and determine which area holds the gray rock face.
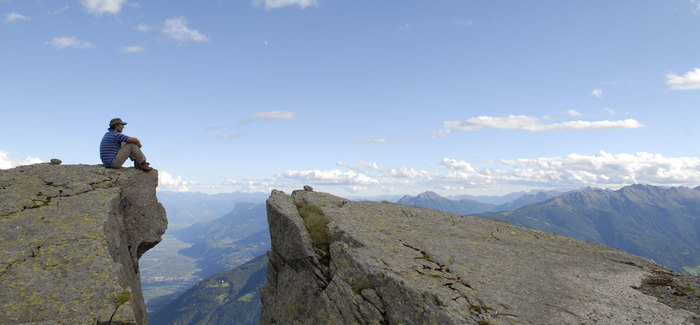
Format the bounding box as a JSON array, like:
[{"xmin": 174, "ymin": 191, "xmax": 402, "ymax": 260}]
[
  {"xmin": 0, "ymin": 164, "xmax": 167, "ymax": 325},
  {"xmin": 260, "ymin": 189, "xmax": 699, "ymax": 325}
]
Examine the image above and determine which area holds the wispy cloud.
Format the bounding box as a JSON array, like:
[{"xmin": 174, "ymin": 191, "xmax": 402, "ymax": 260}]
[
  {"xmin": 591, "ymin": 89, "xmax": 603, "ymax": 98},
  {"xmin": 162, "ymin": 17, "xmax": 209, "ymax": 43},
  {"xmin": 337, "ymin": 161, "xmax": 381, "ymax": 173},
  {"xmin": 439, "ymin": 115, "xmax": 643, "ymax": 134},
  {"xmin": 357, "ymin": 138, "xmax": 388, "ymax": 144},
  {"xmin": 121, "ymin": 45, "xmax": 144, "ymax": 54},
  {"xmin": 454, "ymin": 19, "xmax": 474, "ymax": 27},
  {"xmin": 237, "ymin": 110, "xmax": 296, "ymax": 126},
  {"xmin": 567, "ymin": 109, "xmax": 583, "ymax": 117},
  {"xmin": 134, "ymin": 23, "xmax": 151, "ymax": 33},
  {"xmin": 46, "ymin": 36, "xmax": 92, "ymax": 50},
  {"xmin": 81, "ymin": 0, "xmax": 127, "ymax": 16},
  {"xmin": 692, "ymin": 0, "xmax": 700, "ymax": 13},
  {"xmin": 251, "ymin": 110, "xmax": 295, "ymax": 121},
  {"xmin": 252, "ymin": 0, "xmax": 319, "ymax": 9},
  {"xmin": 4, "ymin": 12, "xmax": 30, "ymax": 23},
  {"xmin": 603, "ymin": 107, "xmax": 616, "ymax": 116},
  {"xmin": 49, "ymin": 6, "xmax": 69, "ymax": 15},
  {"xmin": 399, "ymin": 24, "xmax": 411, "ymax": 32},
  {"xmin": 666, "ymin": 67, "xmax": 700, "ymax": 90},
  {"xmin": 0, "ymin": 150, "xmax": 42, "ymax": 169}
]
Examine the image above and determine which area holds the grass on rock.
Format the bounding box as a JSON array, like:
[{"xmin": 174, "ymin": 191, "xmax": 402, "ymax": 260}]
[{"xmin": 295, "ymin": 202, "xmax": 331, "ymax": 253}]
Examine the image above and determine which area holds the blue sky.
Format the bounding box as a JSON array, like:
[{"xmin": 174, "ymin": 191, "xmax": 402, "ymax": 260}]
[{"xmin": 2, "ymin": 0, "xmax": 700, "ymax": 196}]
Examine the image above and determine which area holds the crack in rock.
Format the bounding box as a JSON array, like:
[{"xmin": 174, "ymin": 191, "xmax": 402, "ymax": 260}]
[{"xmin": 0, "ymin": 245, "xmax": 42, "ymax": 279}]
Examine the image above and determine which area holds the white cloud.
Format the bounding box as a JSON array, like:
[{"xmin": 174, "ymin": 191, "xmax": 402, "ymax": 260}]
[
  {"xmin": 162, "ymin": 17, "xmax": 209, "ymax": 43},
  {"xmin": 338, "ymin": 161, "xmax": 381, "ymax": 173},
  {"xmin": 357, "ymin": 138, "xmax": 388, "ymax": 144},
  {"xmin": 46, "ymin": 36, "xmax": 92, "ymax": 50},
  {"xmin": 666, "ymin": 68, "xmax": 700, "ymax": 90},
  {"xmin": 496, "ymin": 151, "xmax": 700, "ymax": 187},
  {"xmin": 252, "ymin": 0, "xmax": 318, "ymax": 9},
  {"xmin": 121, "ymin": 45, "xmax": 144, "ymax": 54},
  {"xmin": 219, "ymin": 151, "xmax": 700, "ymax": 196},
  {"xmin": 399, "ymin": 24, "xmax": 411, "ymax": 32},
  {"xmin": 135, "ymin": 23, "xmax": 151, "ymax": 33},
  {"xmin": 591, "ymin": 89, "xmax": 603, "ymax": 98},
  {"xmin": 81, "ymin": 0, "xmax": 127, "ymax": 16},
  {"xmin": 603, "ymin": 107, "xmax": 616, "ymax": 116},
  {"xmin": 238, "ymin": 110, "xmax": 296, "ymax": 126},
  {"xmin": 439, "ymin": 115, "xmax": 643, "ymax": 134},
  {"xmin": 440, "ymin": 158, "xmax": 477, "ymax": 173},
  {"xmin": 388, "ymin": 152, "xmax": 700, "ymax": 193},
  {"xmin": 567, "ymin": 109, "xmax": 583, "ymax": 117},
  {"xmin": 158, "ymin": 171, "xmax": 194, "ymax": 192},
  {"xmin": 4, "ymin": 12, "xmax": 30, "ymax": 23},
  {"xmin": 223, "ymin": 178, "xmax": 238, "ymax": 185},
  {"xmin": 251, "ymin": 110, "xmax": 295, "ymax": 121},
  {"xmin": 358, "ymin": 161, "xmax": 380, "ymax": 171},
  {"xmin": 279, "ymin": 169, "xmax": 379, "ymax": 185},
  {"xmin": 0, "ymin": 150, "xmax": 42, "ymax": 169},
  {"xmin": 390, "ymin": 167, "xmax": 432, "ymax": 179}
]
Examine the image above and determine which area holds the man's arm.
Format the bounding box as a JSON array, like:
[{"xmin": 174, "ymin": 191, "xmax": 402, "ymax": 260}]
[{"xmin": 127, "ymin": 137, "xmax": 142, "ymax": 148}]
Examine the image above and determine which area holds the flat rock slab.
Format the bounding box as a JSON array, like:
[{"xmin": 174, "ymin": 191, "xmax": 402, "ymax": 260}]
[
  {"xmin": 0, "ymin": 164, "xmax": 167, "ymax": 325},
  {"xmin": 261, "ymin": 189, "xmax": 699, "ymax": 325}
]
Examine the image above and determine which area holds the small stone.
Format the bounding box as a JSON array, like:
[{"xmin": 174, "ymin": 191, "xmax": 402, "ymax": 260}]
[
  {"xmin": 303, "ymin": 185, "xmax": 313, "ymax": 191},
  {"xmin": 50, "ymin": 159, "xmax": 62, "ymax": 165}
]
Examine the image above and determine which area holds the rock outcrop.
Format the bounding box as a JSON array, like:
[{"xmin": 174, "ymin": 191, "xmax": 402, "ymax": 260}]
[
  {"xmin": 261, "ymin": 189, "xmax": 699, "ymax": 324},
  {"xmin": 0, "ymin": 164, "xmax": 167, "ymax": 325}
]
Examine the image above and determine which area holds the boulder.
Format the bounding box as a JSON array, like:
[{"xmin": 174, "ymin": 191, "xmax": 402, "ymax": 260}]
[
  {"xmin": 260, "ymin": 189, "xmax": 699, "ymax": 324},
  {"xmin": 0, "ymin": 164, "xmax": 167, "ymax": 325}
]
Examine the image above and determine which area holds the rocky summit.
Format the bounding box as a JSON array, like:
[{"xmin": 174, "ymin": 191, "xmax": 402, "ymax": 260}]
[
  {"xmin": 0, "ymin": 164, "xmax": 167, "ymax": 325},
  {"xmin": 261, "ymin": 189, "xmax": 699, "ymax": 324}
]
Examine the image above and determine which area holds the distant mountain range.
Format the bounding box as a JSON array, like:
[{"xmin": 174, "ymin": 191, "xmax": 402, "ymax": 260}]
[
  {"xmin": 399, "ymin": 185, "xmax": 699, "ymax": 275},
  {"xmin": 172, "ymin": 201, "xmax": 270, "ymax": 280},
  {"xmin": 150, "ymin": 254, "xmax": 267, "ymax": 325},
  {"xmin": 156, "ymin": 191, "xmax": 267, "ymax": 230},
  {"xmin": 397, "ymin": 189, "xmax": 562, "ymax": 214}
]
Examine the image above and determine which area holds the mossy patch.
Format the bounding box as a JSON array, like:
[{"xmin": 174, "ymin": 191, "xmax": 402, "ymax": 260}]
[
  {"xmin": 115, "ymin": 290, "xmax": 130, "ymax": 308},
  {"xmin": 296, "ymin": 202, "xmax": 331, "ymax": 253}
]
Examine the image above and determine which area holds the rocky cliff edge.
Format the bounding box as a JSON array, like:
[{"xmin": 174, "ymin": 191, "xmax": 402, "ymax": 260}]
[
  {"xmin": 0, "ymin": 164, "xmax": 167, "ymax": 325},
  {"xmin": 261, "ymin": 189, "xmax": 699, "ymax": 324}
]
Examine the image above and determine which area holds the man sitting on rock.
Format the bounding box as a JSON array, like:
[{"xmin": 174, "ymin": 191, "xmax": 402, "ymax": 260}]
[{"xmin": 100, "ymin": 118, "xmax": 153, "ymax": 172}]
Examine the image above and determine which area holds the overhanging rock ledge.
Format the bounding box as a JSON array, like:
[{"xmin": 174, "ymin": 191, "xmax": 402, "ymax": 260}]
[{"xmin": 0, "ymin": 164, "xmax": 167, "ymax": 325}]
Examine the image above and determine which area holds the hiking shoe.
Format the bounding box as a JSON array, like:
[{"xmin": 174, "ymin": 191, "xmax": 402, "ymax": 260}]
[{"xmin": 135, "ymin": 161, "xmax": 153, "ymax": 172}]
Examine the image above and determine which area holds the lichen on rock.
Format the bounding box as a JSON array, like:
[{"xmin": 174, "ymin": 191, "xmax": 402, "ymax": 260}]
[
  {"xmin": 260, "ymin": 189, "xmax": 699, "ymax": 324},
  {"xmin": 0, "ymin": 164, "xmax": 167, "ymax": 325}
]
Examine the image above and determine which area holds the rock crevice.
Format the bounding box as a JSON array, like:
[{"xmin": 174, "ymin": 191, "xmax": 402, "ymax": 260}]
[{"xmin": 0, "ymin": 164, "xmax": 167, "ymax": 325}]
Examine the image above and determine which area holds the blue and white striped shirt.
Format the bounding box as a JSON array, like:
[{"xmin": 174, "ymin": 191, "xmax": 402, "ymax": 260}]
[{"xmin": 100, "ymin": 129, "xmax": 130, "ymax": 167}]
